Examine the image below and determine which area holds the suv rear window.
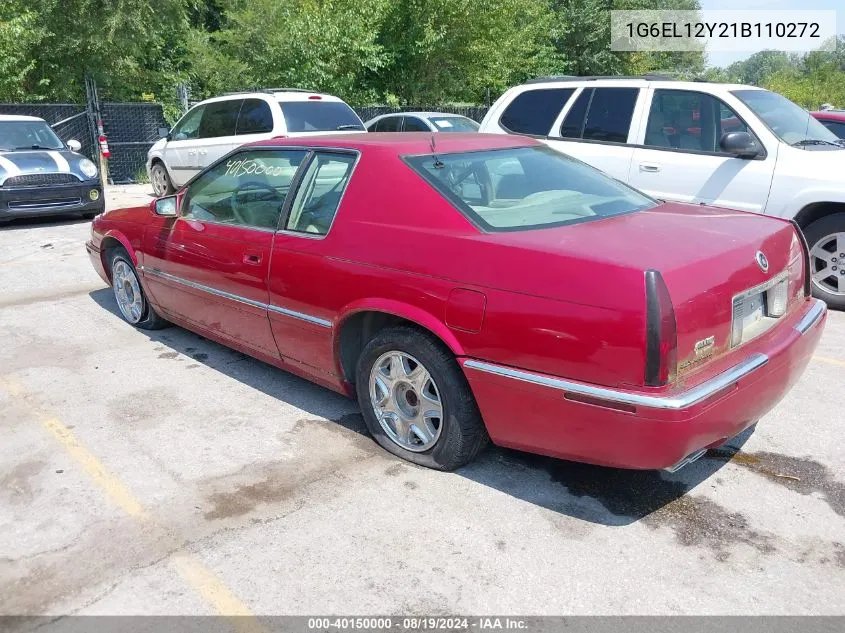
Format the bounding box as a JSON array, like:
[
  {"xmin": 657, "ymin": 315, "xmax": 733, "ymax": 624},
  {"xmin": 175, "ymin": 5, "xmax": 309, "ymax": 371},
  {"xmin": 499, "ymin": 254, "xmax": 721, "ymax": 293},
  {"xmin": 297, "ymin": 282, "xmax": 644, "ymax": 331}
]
[
  {"xmin": 279, "ymin": 102, "xmax": 364, "ymax": 132},
  {"xmin": 406, "ymin": 146, "xmax": 655, "ymax": 232},
  {"xmin": 499, "ymin": 88, "xmax": 574, "ymax": 136}
]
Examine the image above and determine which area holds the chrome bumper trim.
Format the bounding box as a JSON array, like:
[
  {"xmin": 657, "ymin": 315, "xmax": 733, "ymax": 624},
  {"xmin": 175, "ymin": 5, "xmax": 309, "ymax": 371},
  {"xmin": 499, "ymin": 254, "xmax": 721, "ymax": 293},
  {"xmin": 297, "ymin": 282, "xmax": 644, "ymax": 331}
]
[
  {"xmin": 794, "ymin": 299, "xmax": 826, "ymax": 335},
  {"xmin": 141, "ymin": 266, "xmax": 332, "ymax": 329},
  {"xmin": 463, "ymin": 353, "xmax": 770, "ymax": 411}
]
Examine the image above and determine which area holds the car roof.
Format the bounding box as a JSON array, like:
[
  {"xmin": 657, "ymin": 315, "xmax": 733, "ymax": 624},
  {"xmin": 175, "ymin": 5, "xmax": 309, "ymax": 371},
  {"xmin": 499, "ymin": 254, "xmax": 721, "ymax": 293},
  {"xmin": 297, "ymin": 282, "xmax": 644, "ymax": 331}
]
[
  {"xmin": 197, "ymin": 91, "xmax": 346, "ymax": 106},
  {"xmin": 812, "ymin": 110, "xmax": 845, "ymax": 122},
  {"xmin": 0, "ymin": 114, "xmax": 47, "ymax": 122},
  {"xmin": 250, "ymin": 132, "xmax": 538, "ymax": 154},
  {"xmin": 518, "ymin": 77, "xmax": 760, "ymax": 92},
  {"xmin": 373, "ymin": 112, "xmax": 474, "ymax": 120}
]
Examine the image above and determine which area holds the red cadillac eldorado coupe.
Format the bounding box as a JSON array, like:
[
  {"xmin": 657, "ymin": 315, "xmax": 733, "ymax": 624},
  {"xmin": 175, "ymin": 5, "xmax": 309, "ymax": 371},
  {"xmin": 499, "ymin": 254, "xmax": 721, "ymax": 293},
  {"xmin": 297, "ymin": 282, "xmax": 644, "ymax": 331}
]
[{"xmin": 86, "ymin": 133, "xmax": 826, "ymax": 472}]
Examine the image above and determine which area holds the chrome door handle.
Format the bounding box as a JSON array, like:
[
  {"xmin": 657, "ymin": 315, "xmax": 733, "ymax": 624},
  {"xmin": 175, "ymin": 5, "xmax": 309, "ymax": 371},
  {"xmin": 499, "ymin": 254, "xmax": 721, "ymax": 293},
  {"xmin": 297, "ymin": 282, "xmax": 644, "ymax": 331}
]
[{"xmin": 639, "ymin": 163, "xmax": 660, "ymax": 172}]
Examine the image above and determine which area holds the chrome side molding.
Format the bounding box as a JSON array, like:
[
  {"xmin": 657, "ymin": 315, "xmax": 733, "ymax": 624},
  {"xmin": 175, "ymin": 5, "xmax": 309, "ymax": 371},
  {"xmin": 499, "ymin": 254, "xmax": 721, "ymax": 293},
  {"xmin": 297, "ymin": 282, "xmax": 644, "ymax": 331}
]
[
  {"xmin": 463, "ymin": 353, "xmax": 770, "ymax": 411},
  {"xmin": 794, "ymin": 299, "xmax": 826, "ymax": 335},
  {"xmin": 141, "ymin": 266, "xmax": 332, "ymax": 329}
]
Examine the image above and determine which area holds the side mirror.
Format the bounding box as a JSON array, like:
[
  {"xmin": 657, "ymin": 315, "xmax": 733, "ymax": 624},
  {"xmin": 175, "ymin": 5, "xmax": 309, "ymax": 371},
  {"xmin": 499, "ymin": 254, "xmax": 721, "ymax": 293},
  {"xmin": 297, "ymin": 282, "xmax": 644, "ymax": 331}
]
[
  {"xmin": 153, "ymin": 195, "xmax": 178, "ymax": 216},
  {"xmin": 720, "ymin": 131, "xmax": 760, "ymax": 158},
  {"xmin": 67, "ymin": 139, "xmax": 82, "ymax": 152},
  {"xmin": 157, "ymin": 126, "xmax": 170, "ymax": 139}
]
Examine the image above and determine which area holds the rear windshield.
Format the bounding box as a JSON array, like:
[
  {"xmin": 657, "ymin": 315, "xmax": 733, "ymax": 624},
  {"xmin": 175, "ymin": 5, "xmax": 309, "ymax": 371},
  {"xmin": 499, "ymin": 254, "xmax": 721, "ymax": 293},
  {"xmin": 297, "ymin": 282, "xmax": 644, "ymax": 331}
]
[
  {"xmin": 279, "ymin": 101, "xmax": 365, "ymax": 132},
  {"xmin": 430, "ymin": 116, "xmax": 480, "ymax": 132},
  {"xmin": 405, "ymin": 146, "xmax": 656, "ymax": 232}
]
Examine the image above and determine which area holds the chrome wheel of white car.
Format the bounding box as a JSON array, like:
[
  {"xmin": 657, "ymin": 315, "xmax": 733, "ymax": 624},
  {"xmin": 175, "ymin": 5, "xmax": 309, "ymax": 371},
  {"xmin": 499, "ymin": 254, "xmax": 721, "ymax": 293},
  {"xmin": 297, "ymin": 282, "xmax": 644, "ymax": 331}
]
[
  {"xmin": 368, "ymin": 350, "xmax": 444, "ymax": 452},
  {"xmin": 150, "ymin": 163, "xmax": 173, "ymax": 197},
  {"xmin": 810, "ymin": 231, "xmax": 845, "ymax": 296}
]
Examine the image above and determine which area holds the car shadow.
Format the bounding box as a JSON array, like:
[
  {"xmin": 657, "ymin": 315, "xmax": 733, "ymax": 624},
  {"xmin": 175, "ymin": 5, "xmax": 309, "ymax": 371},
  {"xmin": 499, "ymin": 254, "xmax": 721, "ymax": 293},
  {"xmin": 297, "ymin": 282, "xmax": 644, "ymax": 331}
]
[
  {"xmin": 0, "ymin": 215, "xmax": 91, "ymax": 231},
  {"xmin": 89, "ymin": 287, "xmax": 750, "ymax": 528}
]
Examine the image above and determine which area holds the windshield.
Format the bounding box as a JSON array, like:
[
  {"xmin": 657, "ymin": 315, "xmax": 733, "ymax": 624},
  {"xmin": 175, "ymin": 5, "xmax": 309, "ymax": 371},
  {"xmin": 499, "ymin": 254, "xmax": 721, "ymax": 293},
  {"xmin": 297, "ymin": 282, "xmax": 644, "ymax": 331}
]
[
  {"xmin": 429, "ymin": 116, "xmax": 480, "ymax": 132},
  {"xmin": 406, "ymin": 145, "xmax": 656, "ymax": 232},
  {"xmin": 0, "ymin": 120, "xmax": 65, "ymax": 150},
  {"xmin": 732, "ymin": 89, "xmax": 840, "ymax": 146},
  {"xmin": 279, "ymin": 101, "xmax": 365, "ymax": 132}
]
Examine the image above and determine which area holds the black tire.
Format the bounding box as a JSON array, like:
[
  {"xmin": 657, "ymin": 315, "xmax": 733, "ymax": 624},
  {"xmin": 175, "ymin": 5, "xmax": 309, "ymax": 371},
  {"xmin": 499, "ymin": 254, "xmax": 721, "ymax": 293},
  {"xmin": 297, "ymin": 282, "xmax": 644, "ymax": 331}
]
[
  {"xmin": 803, "ymin": 213, "xmax": 845, "ymax": 310},
  {"xmin": 150, "ymin": 161, "xmax": 175, "ymax": 197},
  {"xmin": 355, "ymin": 326, "xmax": 488, "ymax": 470},
  {"xmin": 108, "ymin": 247, "xmax": 169, "ymax": 330}
]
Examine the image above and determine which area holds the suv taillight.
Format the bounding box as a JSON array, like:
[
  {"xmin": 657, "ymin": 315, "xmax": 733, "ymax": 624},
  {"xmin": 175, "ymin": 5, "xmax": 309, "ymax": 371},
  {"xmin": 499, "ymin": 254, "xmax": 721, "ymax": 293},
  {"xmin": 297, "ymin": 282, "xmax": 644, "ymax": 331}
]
[
  {"xmin": 789, "ymin": 220, "xmax": 812, "ymax": 298},
  {"xmin": 644, "ymin": 270, "xmax": 678, "ymax": 387}
]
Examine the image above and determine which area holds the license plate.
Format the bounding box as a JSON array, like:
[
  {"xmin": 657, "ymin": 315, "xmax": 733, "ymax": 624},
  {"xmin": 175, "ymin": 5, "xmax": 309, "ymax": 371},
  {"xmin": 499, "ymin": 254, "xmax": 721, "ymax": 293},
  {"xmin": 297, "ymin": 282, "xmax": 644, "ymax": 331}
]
[{"xmin": 739, "ymin": 291, "xmax": 765, "ymax": 331}]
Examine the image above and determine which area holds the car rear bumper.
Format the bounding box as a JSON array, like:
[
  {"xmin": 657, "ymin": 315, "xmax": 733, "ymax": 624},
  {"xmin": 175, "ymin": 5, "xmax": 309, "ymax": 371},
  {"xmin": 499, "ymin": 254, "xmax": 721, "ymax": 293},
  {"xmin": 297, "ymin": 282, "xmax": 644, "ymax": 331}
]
[
  {"xmin": 460, "ymin": 298, "xmax": 826, "ymax": 470},
  {"xmin": 0, "ymin": 182, "xmax": 104, "ymax": 220}
]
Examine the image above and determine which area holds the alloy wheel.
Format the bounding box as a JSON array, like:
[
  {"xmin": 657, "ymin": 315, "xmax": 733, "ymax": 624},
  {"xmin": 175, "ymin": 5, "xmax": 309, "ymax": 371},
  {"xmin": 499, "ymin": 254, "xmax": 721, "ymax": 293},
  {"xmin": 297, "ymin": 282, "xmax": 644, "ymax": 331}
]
[
  {"xmin": 112, "ymin": 259, "xmax": 144, "ymax": 324},
  {"xmin": 368, "ymin": 351, "xmax": 444, "ymax": 452},
  {"xmin": 810, "ymin": 232, "xmax": 845, "ymax": 296}
]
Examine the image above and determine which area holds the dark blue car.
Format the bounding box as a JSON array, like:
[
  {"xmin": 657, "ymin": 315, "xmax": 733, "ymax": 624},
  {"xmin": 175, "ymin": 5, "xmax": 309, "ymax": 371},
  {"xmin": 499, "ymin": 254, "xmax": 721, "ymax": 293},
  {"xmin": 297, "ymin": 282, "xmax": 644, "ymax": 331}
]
[{"xmin": 0, "ymin": 115, "xmax": 104, "ymax": 222}]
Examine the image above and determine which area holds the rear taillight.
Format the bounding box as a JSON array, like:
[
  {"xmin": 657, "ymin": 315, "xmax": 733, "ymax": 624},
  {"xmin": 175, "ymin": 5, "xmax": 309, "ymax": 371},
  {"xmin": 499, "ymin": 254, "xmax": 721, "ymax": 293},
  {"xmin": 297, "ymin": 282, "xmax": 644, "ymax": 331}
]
[
  {"xmin": 644, "ymin": 270, "xmax": 678, "ymax": 387},
  {"xmin": 789, "ymin": 220, "xmax": 812, "ymax": 298}
]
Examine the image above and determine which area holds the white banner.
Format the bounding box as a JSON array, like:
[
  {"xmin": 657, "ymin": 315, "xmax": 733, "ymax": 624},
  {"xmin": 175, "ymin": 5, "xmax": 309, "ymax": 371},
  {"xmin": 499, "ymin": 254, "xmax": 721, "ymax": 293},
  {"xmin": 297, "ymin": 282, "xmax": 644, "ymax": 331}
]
[{"xmin": 610, "ymin": 10, "xmax": 837, "ymax": 53}]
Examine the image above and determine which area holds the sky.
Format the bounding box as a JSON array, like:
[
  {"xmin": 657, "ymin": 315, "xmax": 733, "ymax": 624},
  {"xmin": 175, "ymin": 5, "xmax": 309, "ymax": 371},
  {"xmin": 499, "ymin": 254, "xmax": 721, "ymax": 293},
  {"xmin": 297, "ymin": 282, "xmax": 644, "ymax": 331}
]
[{"xmin": 700, "ymin": 0, "xmax": 845, "ymax": 67}]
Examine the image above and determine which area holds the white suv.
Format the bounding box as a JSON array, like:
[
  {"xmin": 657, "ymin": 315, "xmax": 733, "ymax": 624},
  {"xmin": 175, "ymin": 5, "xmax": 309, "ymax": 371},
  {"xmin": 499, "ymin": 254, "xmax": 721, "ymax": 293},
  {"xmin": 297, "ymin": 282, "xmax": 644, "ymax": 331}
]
[
  {"xmin": 147, "ymin": 89, "xmax": 364, "ymax": 196},
  {"xmin": 480, "ymin": 76, "xmax": 845, "ymax": 307}
]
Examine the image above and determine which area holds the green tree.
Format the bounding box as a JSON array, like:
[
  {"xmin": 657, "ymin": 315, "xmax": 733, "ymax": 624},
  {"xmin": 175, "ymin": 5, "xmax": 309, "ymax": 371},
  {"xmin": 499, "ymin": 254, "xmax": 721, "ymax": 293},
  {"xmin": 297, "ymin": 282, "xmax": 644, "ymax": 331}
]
[{"xmin": 0, "ymin": 1, "xmax": 47, "ymax": 101}]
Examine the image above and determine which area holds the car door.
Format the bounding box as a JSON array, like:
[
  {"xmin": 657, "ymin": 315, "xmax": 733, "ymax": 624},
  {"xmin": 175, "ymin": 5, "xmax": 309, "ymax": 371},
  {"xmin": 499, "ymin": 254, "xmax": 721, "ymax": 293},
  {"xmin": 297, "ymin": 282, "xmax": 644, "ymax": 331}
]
[
  {"xmin": 266, "ymin": 150, "xmax": 359, "ymax": 375},
  {"xmin": 141, "ymin": 147, "xmax": 309, "ymax": 358},
  {"xmin": 162, "ymin": 104, "xmax": 205, "ymax": 187},
  {"xmin": 627, "ymin": 88, "xmax": 776, "ymax": 213},
  {"xmin": 546, "ymin": 86, "xmax": 642, "ymax": 181},
  {"xmin": 193, "ymin": 98, "xmax": 243, "ymax": 171}
]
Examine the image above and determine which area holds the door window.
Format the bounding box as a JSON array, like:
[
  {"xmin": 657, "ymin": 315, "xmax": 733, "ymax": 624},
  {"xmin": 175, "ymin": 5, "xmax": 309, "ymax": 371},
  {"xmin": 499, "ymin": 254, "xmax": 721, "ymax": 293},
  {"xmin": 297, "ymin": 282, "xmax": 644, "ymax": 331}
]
[
  {"xmin": 285, "ymin": 152, "xmax": 357, "ymax": 235},
  {"xmin": 236, "ymin": 99, "xmax": 274, "ymax": 135},
  {"xmin": 560, "ymin": 89, "xmax": 592, "ymax": 139},
  {"xmin": 375, "ymin": 116, "xmax": 401, "ymax": 132},
  {"xmin": 403, "ymin": 116, "xmax": 430, "ymax": 132},
  {"xmin": 582, "ymin": 88, "xmax": 638, "ymax": 143},
  {"xmin": 171, "ymin": 106, "xmax": 205, "ymax": 141},
  {"xmin": 182, "ymin": 150, "xmax": 308, "ymax": 230},
  {"xmin": 645, "ymin": 90, "xmax": 755, "ymax": 153},
  {"xmin": 821, "ymin": 120, "xmax": 845, "ymax": 139},
  {"xmin": 198, "ymin": 99, "xmax": 242, "ymax": 139},
  {"xmin": 499, "ymin": 88, "xmax": 575, "ymax": 135}
]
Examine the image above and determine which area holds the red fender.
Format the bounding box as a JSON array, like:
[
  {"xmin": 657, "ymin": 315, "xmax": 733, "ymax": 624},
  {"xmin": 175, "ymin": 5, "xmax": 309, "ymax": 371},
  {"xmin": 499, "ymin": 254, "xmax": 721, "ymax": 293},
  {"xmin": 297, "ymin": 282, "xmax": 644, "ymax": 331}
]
[{"xmin": 336, "ymin": 298, "xmax": 466, "ymax": 357}]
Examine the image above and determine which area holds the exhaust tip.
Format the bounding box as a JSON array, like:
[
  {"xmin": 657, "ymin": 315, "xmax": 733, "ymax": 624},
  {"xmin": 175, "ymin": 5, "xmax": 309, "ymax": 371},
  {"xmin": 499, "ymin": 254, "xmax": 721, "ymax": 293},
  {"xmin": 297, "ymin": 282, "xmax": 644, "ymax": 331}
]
[{"xmin": 664, "ymin": 449, "xmax": 707, "ymax": 473}]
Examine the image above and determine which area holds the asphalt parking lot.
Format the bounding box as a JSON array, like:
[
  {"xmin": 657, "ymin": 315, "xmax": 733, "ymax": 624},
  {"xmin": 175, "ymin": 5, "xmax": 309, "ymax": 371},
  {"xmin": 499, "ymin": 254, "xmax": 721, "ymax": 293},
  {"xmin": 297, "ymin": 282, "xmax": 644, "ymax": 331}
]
[{"xmin": 1, "ymin": 183, "xmax": 844, "ymax": 617}]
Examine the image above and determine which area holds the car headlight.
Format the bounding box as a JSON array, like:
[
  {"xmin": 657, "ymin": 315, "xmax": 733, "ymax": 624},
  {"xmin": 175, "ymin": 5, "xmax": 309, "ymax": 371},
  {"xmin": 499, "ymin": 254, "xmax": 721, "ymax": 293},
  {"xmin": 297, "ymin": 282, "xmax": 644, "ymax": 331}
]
[{"xmin": 79, "ymin": 158, "xmax": 98, "ymax": 179}]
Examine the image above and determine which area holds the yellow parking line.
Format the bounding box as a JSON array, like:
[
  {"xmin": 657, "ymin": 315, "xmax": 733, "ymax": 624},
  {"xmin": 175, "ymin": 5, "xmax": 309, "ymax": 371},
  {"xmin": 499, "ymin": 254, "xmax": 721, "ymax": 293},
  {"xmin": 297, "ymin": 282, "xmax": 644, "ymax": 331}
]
[
  {"xmin": 1, "ymin": 376, "xmax": 264, "ymax": 627},
  {"xmin": 814, "ymin": 355, "xmax": 845, "ymax": 368}
]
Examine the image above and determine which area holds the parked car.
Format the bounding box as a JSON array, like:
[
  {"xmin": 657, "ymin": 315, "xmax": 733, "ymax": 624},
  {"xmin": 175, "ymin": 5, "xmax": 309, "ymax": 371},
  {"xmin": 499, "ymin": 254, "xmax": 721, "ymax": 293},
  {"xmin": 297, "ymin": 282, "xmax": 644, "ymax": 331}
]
[
  {"xmin": 811, "ymin": 109, "xmax": 845, "ymax": 140},
  {"xmin": 365, "ymin": 112, "xmax": 480, "ymax": 133},
  {"xmin": 0, "ymin": 115, "xmax": 103, "ymax": 222},
  {"xmin": 88, "ymin": 133, "xmax": 825, "ymax": 472},
  {"xmin": 479, "ymin": 76, "xmax": 845, "ymax": 308},
  {"xmin": 147, "ymin": 89, "xmax": 365, "ymax": 197}
]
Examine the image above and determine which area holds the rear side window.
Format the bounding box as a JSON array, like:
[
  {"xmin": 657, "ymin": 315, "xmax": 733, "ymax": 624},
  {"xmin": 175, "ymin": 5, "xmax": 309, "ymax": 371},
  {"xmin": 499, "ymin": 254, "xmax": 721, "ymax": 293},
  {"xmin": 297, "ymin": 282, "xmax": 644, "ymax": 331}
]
[
  {"xmin": 821, "ymin": 120, "xmax": 845, "ymax": 138},
  {"xmin": 198, "ymin": 99, "xmax": 242, "ymax": 138},
  {"xmin": 499, "ymin": 88, "xmax": 574, "ymax": 136},
  {"xmin": 403, "ymin": 117, "xmax": 430, "ymax": 132},
  {"xmin": 285, "ymin": 152, "xmax": 357, "ymax": 235},
  {"xmin": 373, "ymin": 117, "xmax": 401, "ymax": 132},
  {"xmin": 237, "ymin": 99, "xmax": 274, "ymax": 135},
  {"xmin": 279, "ymin": 101, "xmax": 364, "ymax": 132},
  {"xmin": 582, "ymin": 88, "xmax": 638, "ymax": 143}
]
